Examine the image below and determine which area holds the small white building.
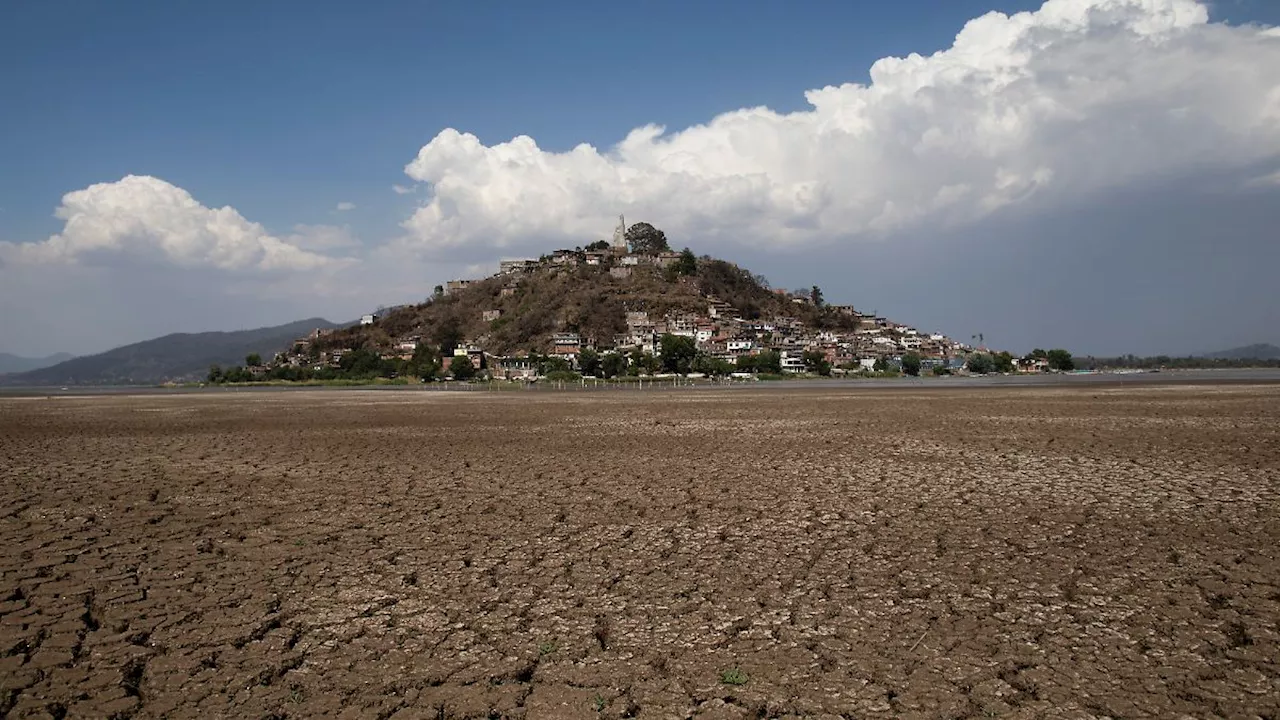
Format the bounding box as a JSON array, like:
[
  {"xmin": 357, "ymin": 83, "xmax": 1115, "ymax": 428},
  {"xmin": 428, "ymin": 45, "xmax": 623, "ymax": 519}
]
[{"xmin": 360, "ymin": 314, "xmax": 376, "ymax": 326}]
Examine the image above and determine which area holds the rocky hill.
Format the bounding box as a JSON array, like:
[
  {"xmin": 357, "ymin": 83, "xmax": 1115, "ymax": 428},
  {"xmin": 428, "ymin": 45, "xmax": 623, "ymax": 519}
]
[
  {"xmin": 311, "ymin": 253, "xmax": 862, "ymax": 357},
  {"xmin": 4, "ymin": 318, "xmax": 341, "ymax": 386}
]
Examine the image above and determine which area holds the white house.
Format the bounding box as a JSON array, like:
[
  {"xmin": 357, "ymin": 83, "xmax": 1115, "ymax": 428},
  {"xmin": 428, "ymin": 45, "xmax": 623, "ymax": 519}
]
[{"xmin": 360, "ymin": 314, "xmax": 376, "ymax": 326}]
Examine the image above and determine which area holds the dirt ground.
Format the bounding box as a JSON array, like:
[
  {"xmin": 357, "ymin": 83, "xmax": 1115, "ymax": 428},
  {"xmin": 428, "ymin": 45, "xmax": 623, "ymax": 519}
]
[{"xmin": 1, "ymin": 384, "xmax": 1278, "ymax": 719}]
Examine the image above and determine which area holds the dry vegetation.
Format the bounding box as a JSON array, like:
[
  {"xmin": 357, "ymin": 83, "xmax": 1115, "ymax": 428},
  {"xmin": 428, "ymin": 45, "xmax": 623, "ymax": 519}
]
[{"xmin": 1, "ymin": 384, "xmax": 1278, "ymax": 718}]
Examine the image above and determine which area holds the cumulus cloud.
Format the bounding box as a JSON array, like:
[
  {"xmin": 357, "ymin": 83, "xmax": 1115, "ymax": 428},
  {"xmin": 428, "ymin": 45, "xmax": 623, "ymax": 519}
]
[
  {"xmin": 400, "ymin": 0, "xmax": 1280, "ymax": 255},
  {"xmin": 392, "ymin": 184, "xmax": 416, "ymax": 195},
  {"xmin": 0, "ymin": 175, "xmax": 348, "ymax": 271},
  {"xmin": 334, "ymin": 201, "xmax": 357, "ymax": 212}
]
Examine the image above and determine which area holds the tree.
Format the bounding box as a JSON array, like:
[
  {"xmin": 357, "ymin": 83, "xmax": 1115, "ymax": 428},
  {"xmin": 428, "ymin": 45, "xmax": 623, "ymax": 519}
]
[
  {"xmin": 450, "ymin": 355, "xmax": 477, "ymax": 380},
  {"xmin": 810, "ymin": 285, "xmax": 824, "ymax": 308},
  {"xmin": 673, "ymin": 248, "xmax": 698, "ymax": 276},
  {"xmin": 578, "ymin": 348, "xmax": 601, "ymax": 377},
  {"xmin": 993, "ymin": 351, "xmax": 1015, "ymax": 374},
  {"xmin": 966, "ymin": 352, "xmax": 994, "ymax": 374},
  {"xmin": 755, "ymin": 349, "xmax": 783, "ymax": 374},
  {"xmin": 901, "ymin": 352, "xmax": 922, "ymax": 377},
  {"xmin": 659, "ymin": 334, "xmax": 698, "ymax": 375},
  {"xmin": 802, "ymin": 349, "xmax": 832, "ymax": 376},
  {"xmin": 207, "ymin": 364, "xmax": 223, "ymax": 383},
  {"xmin": 408, "ymin": 344, "xmax": 441, "ymax": 381},
  {"xmin": 1027, "ymin": 348, "xmax": 1049, "ymax": 361},
  {"xmin": 873, "ymin": 357, "xmax": 889, "ymax": 372},
  {"xmin": 340, "ymin": 348, "xmax": 384, "ymax": 378},
  {"xmin": 245, "ymin": 353, "xmax": 263, "ymax": 367},
  {"xmin": 1046, "ymin": 348, "xmax": 1075, "ymax": 371},
  {"xmin": 692, "ymin": 352, "xmax": 734, "ymax": 377},
  {"xmin": 625, "ymin": 222, "xmax": 670, "ymax": 255},
  {"xmin": 600, "ymin": 352, "xmax": 628, "ymax": 379},
  {"xmin": 433, "ymin": 319, "xmax": 463, "ymax": 356},
  {"xmin": 432, "ymin": 285, "xmax": 444, "ymax": 300},
  {"xmin": 585, "ymin": 239, "xmax": 610, "ymax": 252}
]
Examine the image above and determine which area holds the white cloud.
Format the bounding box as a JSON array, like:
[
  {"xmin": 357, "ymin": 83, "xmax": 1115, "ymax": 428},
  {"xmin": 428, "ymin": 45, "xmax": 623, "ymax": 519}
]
[
  {"xmin": 335, "ymin": 201, "xmax": 357, "ymax": 212},
  {"xmin": 392, "ymin": 184, "xmax": 416, "ymax": 195},
  {"xmin": 0, "ymin": 175, "xmax": 349, "ymax": 271},
  {"xmin": 285, "ymin": 224, "xmax": 361, "ymax": 251},
  {"xmin": 400, "ymin": 0, "xmax": 1280, "ymax": 255}
]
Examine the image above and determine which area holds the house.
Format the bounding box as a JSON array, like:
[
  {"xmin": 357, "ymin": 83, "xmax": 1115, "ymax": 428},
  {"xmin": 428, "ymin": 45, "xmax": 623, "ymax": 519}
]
[
  {"xmin": 727, "ymin": 339, "xmax": 755, "ymax": 354},
  {"xmin": 493, "ymin": 355, "xmax": 536, "ymax": 380},
  {"xmin": 482, "ymin": 309, "xmax": 502, "ymax": 322},
  {"xmin": 780, "ymin": 352, "xmax": 806, "ymax": 373},
  {"xmin": 654, "ymin": 251, "xmax": 682, "ymax": 268},
  {"xmin": 499, "ymin": 259, "xmax": 536, "ymax": 275},
  {"xmin": 360, "ymin": 314, "xmax": 377, "ymax": 326},
  {"xmin": 444, "ymin": 279, "xmax": 473, "ymax": 295},
  {"xmin": 552, "ymin": 332, "xmax": 581, "ymax": 357},
  {"xmin": 620, "ymin": 255, "xmax": 640, "ymax": 266},
  {"xmin": 584, "ymin": 251, "xmax": 607, "ymax": 266},
  {"xmin": 500, "ymin": 284, "xmax": 518, "ymax": 298},
  {"xmin": 550, "ymin": 249, "xmax": 581, "ymax": 266},
  {"xmin": 453, "ymin": 346, "xmax": 483, "ymax": 369},
  {"xmin": 1016, "ymin": 357, "xmax": 1050, "ymax": 373},
  {"xmin": 860, "ymin": 358, "xmax": 878, "ymax": 371},
  {"xmin": 609, "ymin": 266, "xmax": 632, "ymax": 279}
]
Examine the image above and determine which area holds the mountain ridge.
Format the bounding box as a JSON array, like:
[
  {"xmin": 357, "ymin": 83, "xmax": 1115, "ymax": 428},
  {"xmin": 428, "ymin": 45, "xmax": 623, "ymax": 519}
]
[
  {"xmin": 4, "ymin": 319, "xmax": 341, "ymax": 386},
  {"xmin": 0, "ymin": 352, "xmax": 75, "ymax": 375},
  {"xmin": 1202, "ymin": 343, "xmax": 1280, "ymax": 360}
]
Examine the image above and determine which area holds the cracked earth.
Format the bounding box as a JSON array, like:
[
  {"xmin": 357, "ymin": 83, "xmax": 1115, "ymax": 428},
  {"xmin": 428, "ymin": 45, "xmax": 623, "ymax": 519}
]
[{"xmin": 1, "ymin": 384, "xmax": 1278, "ymax": 719}]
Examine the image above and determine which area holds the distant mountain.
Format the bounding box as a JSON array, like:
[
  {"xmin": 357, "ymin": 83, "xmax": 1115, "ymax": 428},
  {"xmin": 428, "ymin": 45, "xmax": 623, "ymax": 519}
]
[
  {"xmin": 3, "ymin": 319, "xmax": 340, "ymax": 386},
  {"xmin": 0, "ymin": 352, "xmax": 74, "ymax": 375},
  {"xmin": 1203, "ymin": 343, "xmax": 1280, "ymax": 360}
]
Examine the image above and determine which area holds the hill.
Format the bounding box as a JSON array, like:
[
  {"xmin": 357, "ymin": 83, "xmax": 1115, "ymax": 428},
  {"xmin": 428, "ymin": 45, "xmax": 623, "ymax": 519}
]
[
  {"xmin": 1203, "ymin": 343, "xmax": 1280, "ymax": 360},
  {"xmin": 310, "ymin": 254, "xmax": 863, "ymax": 359},
  {"xmin": 0, "ymin": 352, "xmax": 74, "ymax": 375},
  {"xmin": 4, "ymin": 319, "xmax": 341, "ymax": 386}
]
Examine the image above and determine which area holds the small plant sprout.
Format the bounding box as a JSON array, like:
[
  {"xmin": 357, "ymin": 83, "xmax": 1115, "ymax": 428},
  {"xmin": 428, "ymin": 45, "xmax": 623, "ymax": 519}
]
[
  {"xmin": 720, "ymin": 666, "xmax": 748, "ymax": 686},
  {"xmin": 593, "ymin": 693, "xmax": 606, "ymax": 712}
]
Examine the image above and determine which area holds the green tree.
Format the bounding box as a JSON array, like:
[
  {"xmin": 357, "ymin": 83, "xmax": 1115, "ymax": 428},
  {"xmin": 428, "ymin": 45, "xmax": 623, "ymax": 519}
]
[
  {"xmin": 600, "ymin": 352, "xmax": 628, "ymax": 379},
  {"xmin": 578, "ymin": 348, "xmax": 601, "ymax": 377},
  {"xmin": 432, "ymin": 285, "xmax": 444, "ymax": 300},
  {"xmin": 692, "ymin": 352, "xmax": 733, "ymax": 376},
  {"xmin": 585, "ymin": 239, "xmax": 610, "ymax": 252},
  {"xmin": 901, "ymin": 352, "xmax": 922, "ymax": 377},
  {"xmin": 625, "ymin": 222, "xmax": 670, "ymax": 255},
  {"xmin": 1046, "ymin": 348, "xmax": 1075, "ymax": 371},
  {"xmin": 659, "ymin": 334, "xmax": 698, "ymax": 375},
  {"xmin": 873, "ymin": 357, "xmax": 889, "ymax": 372},
  {"xmin": 245, "ymin": 353, "xmax": 263, "ymax": 367},
  {"xmin": 810, "ymin": 285, "xmax": 824, "ymax": 307},
  {"xmin": 207, "ymin": 364, "xmax": 223, "ymax": 383},
  {"xmin": 756, "ymin": 349, "xmax": 783, "ymax": 375},
  {"xmin": 673, "ymin": 247, "xmax": 698, "ymax": 276},
  {"xmin": 802, "ymin": 349, "xmax": 832, "ymax": 376},
  {"xmin": 992, "ymin": 351, "xmax": 1015, "ymax": 373},
  {"xmin": 1028, "ymin": 348, "xmax": 1049, "ymax": 361},
  {"xmin": 408, "ymin": 344, "xmax": 441, "ymax": 381},
  {"xmin": 340, "ymin": 348, "xmax": 384, "ymax": 378},
  {"xmin": 966, "ymin": 352, "xmax": 994, "ymax": 374},
  {"xmin": 433, "ymin": 319, "xmax": 463, "ymax": 356},
  {"xmin": 450, "ymin": 355, "xmax": 477, "ymax": 380}
]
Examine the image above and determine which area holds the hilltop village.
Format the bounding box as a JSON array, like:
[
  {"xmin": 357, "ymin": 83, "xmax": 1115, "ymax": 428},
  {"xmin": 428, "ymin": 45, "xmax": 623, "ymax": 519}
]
[{"xmin": 217, "ymin": 219, "xmax": 1073, "ymax": 384}]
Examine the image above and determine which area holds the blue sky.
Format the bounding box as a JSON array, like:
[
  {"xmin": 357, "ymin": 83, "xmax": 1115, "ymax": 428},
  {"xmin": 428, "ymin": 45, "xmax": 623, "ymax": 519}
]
[
  {"xmin": 2, "ymin": 0, "xmax": 1279, "ymax": 356},
  {"xmin": 3, "ymin": 0, "xmax": 1055, "ymax": 239}
]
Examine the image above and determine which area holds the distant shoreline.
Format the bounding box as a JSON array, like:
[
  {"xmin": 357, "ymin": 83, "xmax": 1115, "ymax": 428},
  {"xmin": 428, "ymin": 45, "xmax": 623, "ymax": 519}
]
[{"xmin": 4, "ymin": 368, "xmax": 1280, "ymax": 398}]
